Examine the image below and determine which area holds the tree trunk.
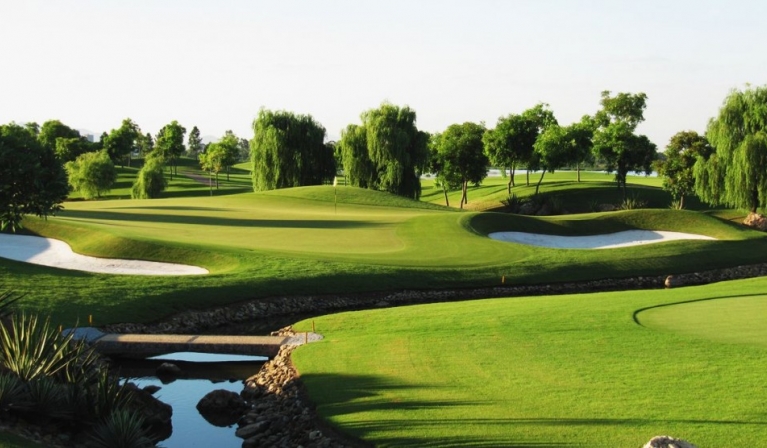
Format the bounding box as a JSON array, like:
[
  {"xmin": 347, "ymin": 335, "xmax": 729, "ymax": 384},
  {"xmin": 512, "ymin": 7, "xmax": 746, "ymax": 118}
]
[
  {"xmin": 510, "ymin": 164, "xmax": 516, "ymax": 187},
  {"xmin": 227, "ymin": 165, "xmax": 230, "ymax": 181},
  {"xmin": 526, "ymin": 170, "xmax": 530, "ymax": 186},
  {"xmin": 460, "ymin": 181, "xmax": 468, "ymax": 209},
  {"xmin": 680, "ymin": 194, "xmax": 685, "ymax": 209},
  {"xmin": 507, "ymin": 173, "xmax": 512, "ymax": 195},
  {"xmin": 577, "ymin": 163, "xmax": 581, "ymax": 182},
  {"xmin": 442, "ymin": 184, "xmax": 450, "ymax": 207},
  {"xmin": 535, "ymin": 170, "xmax": 546, "ymax": 195},
  {"xmin": 751, "ymin": 187, "xmax": 759, "ymax": 213},
  {"xmin": 215, "ymin": 172, "xmax": 219, "ymax": 189}
]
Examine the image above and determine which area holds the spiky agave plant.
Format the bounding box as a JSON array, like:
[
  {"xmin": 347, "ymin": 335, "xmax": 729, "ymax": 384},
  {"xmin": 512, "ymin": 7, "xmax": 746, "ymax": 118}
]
[
  {"xmin": 0, "ymin": 312, "xmax": 85, "ymax": 382},
  {"xmin": 0, "ymin": 372, "xmax": 24, "ymax": 413},
  {"xmin": 89, "ymin": 409, "xmax": 154, "ymax": 448}
]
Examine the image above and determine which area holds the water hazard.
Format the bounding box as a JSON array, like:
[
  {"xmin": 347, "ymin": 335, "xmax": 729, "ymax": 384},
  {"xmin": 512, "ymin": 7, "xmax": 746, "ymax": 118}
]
[{"xmin": 113, "ymin": 352, "xmax": 266, "ymax": 448}]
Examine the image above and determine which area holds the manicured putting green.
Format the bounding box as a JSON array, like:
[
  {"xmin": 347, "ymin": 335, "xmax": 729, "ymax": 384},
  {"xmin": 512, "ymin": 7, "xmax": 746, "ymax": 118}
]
[
  {"xmin": 292, "ymin": 277, "xmax": 767, "ymax": 446},
  {"xmin": 637, "ymin": 295, "xmax": 767, "ymax": 348}
]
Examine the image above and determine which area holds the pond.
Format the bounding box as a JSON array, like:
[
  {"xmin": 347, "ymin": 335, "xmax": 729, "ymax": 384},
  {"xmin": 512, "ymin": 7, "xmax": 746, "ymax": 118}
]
[{"xmin": 113, "ymin": 352, "xmax": 266, "ymax": 448}]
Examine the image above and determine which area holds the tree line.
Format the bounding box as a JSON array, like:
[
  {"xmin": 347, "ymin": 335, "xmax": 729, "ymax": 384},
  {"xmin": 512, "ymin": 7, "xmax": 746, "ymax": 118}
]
[{"xmin": 2, "ymin": 85, "xmax": 767, "ymax": 231}]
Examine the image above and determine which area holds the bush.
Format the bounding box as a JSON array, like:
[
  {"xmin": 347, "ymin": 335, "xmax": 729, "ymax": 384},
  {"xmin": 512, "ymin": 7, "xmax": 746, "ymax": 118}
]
[
  {"xmin": 500, "ymin": 193, "xmax": 523, "ymax": 213},
  {"xmin": 89, "ymin": 409, "xmax": 153, "ymax": 448},
  {"xmin": 620, "ymin": 194, "xmax": 647, "ymax": 210}
]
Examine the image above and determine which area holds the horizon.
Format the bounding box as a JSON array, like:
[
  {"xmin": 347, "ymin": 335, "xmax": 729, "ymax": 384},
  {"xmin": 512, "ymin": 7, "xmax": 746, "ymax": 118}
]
[{"xmin": 1, "ymin": 0, "xmax": 765, "ymax": 148}]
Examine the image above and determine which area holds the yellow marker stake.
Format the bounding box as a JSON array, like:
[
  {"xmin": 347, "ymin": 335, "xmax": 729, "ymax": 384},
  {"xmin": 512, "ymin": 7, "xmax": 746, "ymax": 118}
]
[
  {"xmin": 502, "ymin": 275, "xmax": 505, "ymax": 284},
  {"xmin": 88, "ymin": 314, "xmax": 93, "ymax": 326}
]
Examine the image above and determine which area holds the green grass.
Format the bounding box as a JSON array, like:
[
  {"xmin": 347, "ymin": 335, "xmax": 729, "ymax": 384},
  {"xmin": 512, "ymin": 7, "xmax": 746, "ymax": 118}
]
[
  {"xmin": 291, "ymin": 277, "xmax": 767, "ymax": 447},
  {"xmin": 4, "ymin": 169, "xmax": 766, "ymax": 326}
]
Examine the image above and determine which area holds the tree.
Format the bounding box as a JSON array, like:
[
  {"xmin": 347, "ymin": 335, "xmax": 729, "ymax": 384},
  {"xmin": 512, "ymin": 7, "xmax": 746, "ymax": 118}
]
[
  {"xmin": 199, "ymin": 142, "xmax": 226, "ymax": 189},
  {"xmin": 427, "ymin": 133, "xmax": 462, "ymax": 207},
  {"xmin": 54, "ymin": 137, "xmax": 93, "ymax": 163},
  {"xmin": 694, "ymin": 85, "xmax": 767, "ymax": 213},
  {"xmin": 131, "ymin": 153, "xmax": 167, "ymax": 199},
  {"xmin": 566, "ymin": 116, "xmax": 596, "ymax": 182},
  {"xmin": 187, "ymin": 126, "xmax": 203, "ymax": 158},
  {"xmin": 592, "ymin": 91, "xmax": 657, "ymax": 198},
  {"xmin": 483, "ymin": 104, "xmax": 557, "ymax": 193},
  {"xmin": 0, "ymin": 123, "xmax": 69, "ymax": 232},
  {"xmin": 38, "ymin": 120, "xmax": 81, "ymax": 152},
  {"xmin": 434, "ymin": 122, "xmax": 488, "ymax": 209},
  {"xmin": 64, "ymin": 150, "xmax": 117, "ymax": 199},
  {"xmin": 219, "ymin": 131, "xmax": 243, "ymax": 181},
  {"xmin": 531, "ymin": 124, "xmax": 577, "ymax": 194},
  {"xmin": 136, "ymin": 132, "xmax": 154, "ymax": 156},
  {"xmin": 154, "ymin": 121, "xmax": 186, "ymax": 179},
  {"xmin": 339, "ymin": 124, "xmax": 376, "ymax": 188},
  {"xmin": 103, "ymin": 119, "xmax": 140, "ymax": 167},
  {"xmin": 339, "ymin": 103, "xmax": 429, "ymax": 199},
  {"xmin": 657, "ymin": 131, "xmax": 713, "ymax": 208},
  {"xmin": 251, "ymin": 109, "xmax": 334, "ymax": 191}
]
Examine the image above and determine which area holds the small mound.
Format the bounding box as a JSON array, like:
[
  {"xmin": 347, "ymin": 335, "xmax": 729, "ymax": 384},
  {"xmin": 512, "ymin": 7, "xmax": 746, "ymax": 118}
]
[
  {"xmin": 0, "ymin": 234, "xmax": 208, "ymax": 276},
  {"xmin": 488, "ymin": 230, "xmax": 715, "ymax": 249}
]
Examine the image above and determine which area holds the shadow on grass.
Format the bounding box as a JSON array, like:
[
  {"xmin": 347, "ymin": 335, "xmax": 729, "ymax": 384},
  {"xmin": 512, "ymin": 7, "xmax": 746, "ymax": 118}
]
[
  {"xmin": 299, "ymin": 373, "xmax": 574, "ymax": 447},
  {"xmin": 58, "ymin": 209, "xmax": 378, "ymax": 229}
]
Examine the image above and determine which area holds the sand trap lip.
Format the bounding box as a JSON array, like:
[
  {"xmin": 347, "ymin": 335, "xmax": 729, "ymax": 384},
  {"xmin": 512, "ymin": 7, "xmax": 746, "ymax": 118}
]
[
  {"xmin": 488, "ymin": 230, "xmax": 716, "ymax": 249},
  {"xmin": 0, "ymin": 234, "xmax": 208, "ymax": 275}
]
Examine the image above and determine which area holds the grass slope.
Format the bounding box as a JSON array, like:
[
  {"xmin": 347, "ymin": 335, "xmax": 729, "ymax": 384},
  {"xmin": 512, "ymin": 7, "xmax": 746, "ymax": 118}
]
[
  {"xmin": 3, "ymin": 164, "xmax": 765, "ymax": 325},
  {"xmin": 292, "ymin": 277, "xmax": 767, "ymax": 447}
]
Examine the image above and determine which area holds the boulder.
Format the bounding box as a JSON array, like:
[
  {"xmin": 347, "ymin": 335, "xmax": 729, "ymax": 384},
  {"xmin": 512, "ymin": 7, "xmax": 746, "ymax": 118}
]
[
  {"xmin": 196, "ymin": 389, "xmax": 249, "ymax": 427},
  {"xmin": 664, "ymin": 275, "xmax": 684, "ymax": 288},
  {"xmin": 743, "ymin": 212, "xmax": 767, "ymax": 231},
  {"xmin": 643, "ymin": 435, "xmax": 698, "ymax": 448}
]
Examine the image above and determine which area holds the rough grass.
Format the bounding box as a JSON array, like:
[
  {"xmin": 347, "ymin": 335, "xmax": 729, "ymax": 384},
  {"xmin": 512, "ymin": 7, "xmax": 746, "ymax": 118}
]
[{"xmin": 291, "ymin": 277, "xmax": 767, "ymax": 447}]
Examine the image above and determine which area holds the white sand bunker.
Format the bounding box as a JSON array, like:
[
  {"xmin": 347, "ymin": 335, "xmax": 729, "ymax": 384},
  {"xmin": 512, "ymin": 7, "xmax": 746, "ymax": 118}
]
[
  {"xmin": 0, "ymin": 234, "xmax": 208, "ymax": 275},
  {"xmin": 488, "ymin": 230, "xmax": 716, "ymax": 249}
]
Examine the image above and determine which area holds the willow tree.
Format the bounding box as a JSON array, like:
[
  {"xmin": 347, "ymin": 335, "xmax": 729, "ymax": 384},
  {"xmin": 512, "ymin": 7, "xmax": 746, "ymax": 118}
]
[
  {"xmin": 339, "ymin": 103, "xmax": 429, "ymax": 199},
  {"xmin": 695, "ymin": 85, "xmax": 767, "ymax": 213},
  {"xmin": 251, "ymin": 109, "xmax": 334, "ymax": 191}
]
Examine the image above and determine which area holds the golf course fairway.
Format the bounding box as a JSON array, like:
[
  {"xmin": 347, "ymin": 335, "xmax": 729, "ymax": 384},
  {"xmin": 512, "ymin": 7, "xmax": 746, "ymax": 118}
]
[{"xmin": 291, "ymin": 277, "xmax": 767, "ymax": 446}]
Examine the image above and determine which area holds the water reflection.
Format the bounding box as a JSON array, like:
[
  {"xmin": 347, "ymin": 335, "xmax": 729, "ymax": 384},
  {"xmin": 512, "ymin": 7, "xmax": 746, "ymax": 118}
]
[{"xmin": 113, "ymin": 352, "xmax": 266, "ymax": 448}]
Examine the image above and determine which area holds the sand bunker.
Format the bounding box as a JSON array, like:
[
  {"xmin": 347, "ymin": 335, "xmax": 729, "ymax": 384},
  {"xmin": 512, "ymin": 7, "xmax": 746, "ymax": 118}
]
[
  {"xmin": 0, "ymin": 234, "xmax": 208, "ymax": 275},
  {"xmin": 488, "ymin": 230, "xmax": 716, "ymax": 249}
]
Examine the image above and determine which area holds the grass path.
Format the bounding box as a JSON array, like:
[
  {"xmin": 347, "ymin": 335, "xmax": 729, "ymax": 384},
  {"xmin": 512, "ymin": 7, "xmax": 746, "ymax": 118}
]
[{"xmin": 291, "ymin": 277, "xmax": 767, "ymax": 446}]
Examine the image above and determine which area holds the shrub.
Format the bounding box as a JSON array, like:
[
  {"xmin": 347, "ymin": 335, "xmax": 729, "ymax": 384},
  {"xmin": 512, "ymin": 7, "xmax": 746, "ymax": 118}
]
[
  {"xmin": 0, "ymin": 373, "xmax": 24, "ymax": 412},
  {"xmin": 500, "ymin": 193, "xmax": 523, "ymax": 213},
  {"xmin": 620, "ymin": 194, "xmax": 647, "ymax": 210},
  {"xmin": 89, "ymin": 409, "xmax": 154, "ymax": 448},
  {"xmin": 132, "ymin": 155, "xmax": 167, "ymax": 199}
]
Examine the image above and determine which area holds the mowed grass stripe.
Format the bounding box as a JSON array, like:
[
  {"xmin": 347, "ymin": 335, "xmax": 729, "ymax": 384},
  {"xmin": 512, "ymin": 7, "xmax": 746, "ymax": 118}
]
[{"xmin": 291, "ymin": 277, "xmax": 767, "ymax": 446}]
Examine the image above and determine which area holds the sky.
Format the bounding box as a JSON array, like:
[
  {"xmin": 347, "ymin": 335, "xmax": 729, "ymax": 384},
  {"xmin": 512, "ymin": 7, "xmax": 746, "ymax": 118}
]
[{"xmin": 1, "ymin": 0, "xmax": 765, "ymax": 147}]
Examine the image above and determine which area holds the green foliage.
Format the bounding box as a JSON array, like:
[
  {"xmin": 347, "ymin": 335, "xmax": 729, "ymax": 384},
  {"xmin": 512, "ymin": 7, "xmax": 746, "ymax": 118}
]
[
  {"xmin": 657, "ymin": 131, "xmax": 712, "ymax": 209},
  {"xmin": 131, "ymin": 154, "xmax": 167, "ymax": 199},
  {"xmin": 251, "ymin": 109, "xmax": 334, "ymax": 191},
  {"xmin": 103, "ymin": 119, "xmax": 140, "ymax": 167},
  {"xmin": 592, "ymin": 91, "xmax": 657, "ymax": 197},
  {"xmin": 89, "ymin": 409, "xmax": 153, "ymax": 448},
  {"xmin": 38, "ymin": 120, "xmax": 81, "ymax": 154},
  {"xmin": 0, "ymin": 312, "xmax": 87, "ymax": 382},
  {"xmin": 199, "ymin": 133, "xmax": 240, "ymax": 187},
  {"xmin": 65, "ymin": 150, "xmax": 117, "ymax": 199},
  {"xmin": 695, "ymin": 85, "xmax": 767, "ymax": 212},
  {"xmin": 500, "ymin": 193, "xmax": 522, "ymax": 212},
  {"xmin": 0, "ymin": 123, "xmax": 69, "ymax": 232},
  {"xmin": 154, "ymin": 120, "xmax": 186, "ymax": 178},
  {"xmin": 187, "ymin": 125, "xmax": 203, "ymax": 157},
  {"xmin": 619, "ymin": 193, "xmax": 647, "ymax": 210},
  {"xmin": 0, "ymin": 373, "xmax": 24, "ymax": 412},
  {"xmin": 339, "ymin": 103, "xmax": 428, "ymax": 199},
  {"xmin": 54, "ymin": 137, "xmax": 93, "ymax": 163},
  {"xmin": 433, "ymin": 122, "xmax": 488, "ymax": 208}
]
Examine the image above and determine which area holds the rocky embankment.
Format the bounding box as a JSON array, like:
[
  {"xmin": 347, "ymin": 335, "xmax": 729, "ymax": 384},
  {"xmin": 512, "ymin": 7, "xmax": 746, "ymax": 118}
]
[{"xmin": 103, "ymin": 263, "xmax": 767, "ymax": 448}]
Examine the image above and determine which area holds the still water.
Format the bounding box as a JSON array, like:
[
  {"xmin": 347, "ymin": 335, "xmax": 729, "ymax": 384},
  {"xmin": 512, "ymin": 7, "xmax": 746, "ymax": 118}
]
[{"xmin": 115, "ymin": 352, "xmax": 266, "ymax": 448}]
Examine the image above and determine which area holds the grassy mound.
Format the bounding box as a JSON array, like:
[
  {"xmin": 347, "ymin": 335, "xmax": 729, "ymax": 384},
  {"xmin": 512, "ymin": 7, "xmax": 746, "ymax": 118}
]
[{"xmin": 291, "ymin": 277, "xmax": 767, "ymax": 446}]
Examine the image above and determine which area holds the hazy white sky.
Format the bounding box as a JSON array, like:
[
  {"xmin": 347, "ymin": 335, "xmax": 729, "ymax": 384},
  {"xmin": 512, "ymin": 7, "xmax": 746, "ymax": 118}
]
[{"xmin": 1, "ymin": 0, "xmax": 765, "ymax": 147}]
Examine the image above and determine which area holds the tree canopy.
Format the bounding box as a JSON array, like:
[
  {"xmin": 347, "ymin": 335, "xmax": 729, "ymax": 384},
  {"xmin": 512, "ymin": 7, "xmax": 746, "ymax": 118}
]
[
  {"xmin": 433, "ymin": 122, "xmax": 488, "ymax": 208},
  {"xmin": 187, "ymin": 126, "xmax": 203, "ymax": 158},
  {"xmin": 154, "ymin": 121, "xmax": 186, "ymax": 179},
  {"xmin": 592, "ymin": 91, "xmax": 657, "ymax": 197},
  {"xmin": 339, "ymin": 103, "xmax": 429, "ymax": 199},
  {"xmin": 65, "ymin": 150, "xmax": 117, "ymax": 199},
  {"xmin": 0, "ymin": 123, "xmax": 69, "ymax": 231},
  {"xmin": 103, "ymin": 119, "xmax": 140, "ymax": 167},
  {"xmin": 657, "ymin": 131, "xmax": 712, "ymax": 208},
  {"xmin": 694, "ymin": 85, "xmax": 767, "ymax": 213},
  {"xmin": 131, "ymin": 152, "xmax": 167, "ymax": 199},
  {"xmin": 251, "ymin": 109, "xmax": 335, "ymax": 191},
  {"xmin": 483, "ymin": 104, "xmax": 557, "ymax": 192}
]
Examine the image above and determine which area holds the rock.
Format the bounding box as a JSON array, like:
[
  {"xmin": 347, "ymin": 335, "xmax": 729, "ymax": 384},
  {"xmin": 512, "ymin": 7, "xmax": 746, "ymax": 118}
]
[
  {"xmin": 643, "ymin": 435, "xmax": 698, "ymax": 448},
  {"xmin": 196, "ymin": 389, "xmax": 248, "ymax": 427},
  {"xmin": 156, "ymin": 362, "xmax": 181, "ymax": 377},
  {"xmin": 143, "ymin": 384, "xmax": 161, "ymax": 394},
  {"xmin": 743, "ymin": 212, "xmax": 767, "ymax": 231},
  {"xmin": 123, "ymin": 382, "xmax": 173, "ymax": 442},
  {"xmin": 664, "ymin": 275, "xmax": 684, "ymax": 288},
  {"xmin": 236, "ymin": 420, "xmax": 270, "ymax": 439}
]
